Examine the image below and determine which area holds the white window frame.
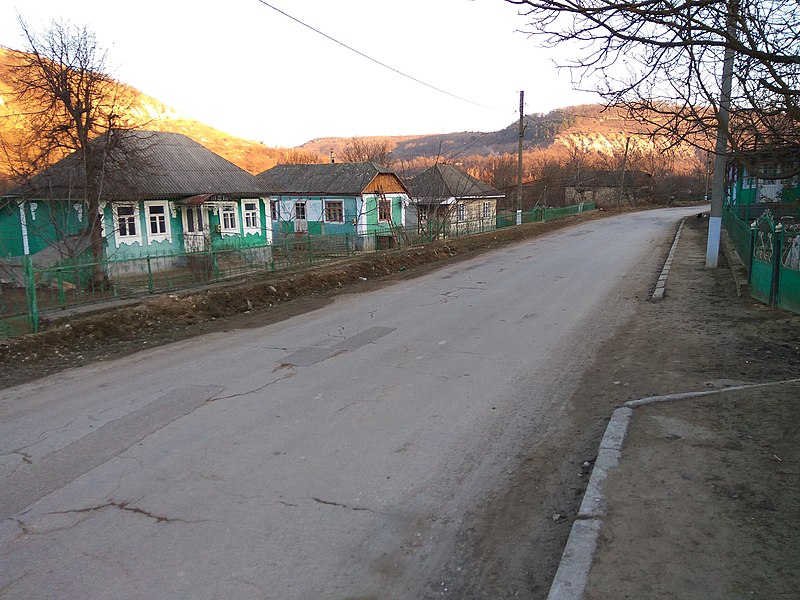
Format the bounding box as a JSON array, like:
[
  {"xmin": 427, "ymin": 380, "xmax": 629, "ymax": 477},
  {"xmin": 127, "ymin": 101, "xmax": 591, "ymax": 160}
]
[
  {"xmin": 112, "ymin": 203, "xmax": 142, "ymax": 247},
  {"xmin": 242, "ymin": 199, "xmax": 260, "ymax": 235},
  {"xmin": 482, "ymin": 201, "xmax": 492, "ymax": 218},
  {"xmin": 220, "ymin": 203, "xmax": 239, "ymax": 235},
  {"xmin": 456, "ymin": 203, "xmax": 466, "ymax": 222},
  {"xmin": 144, "ymin": 201, "xmax": 172, "ymax": 244}
]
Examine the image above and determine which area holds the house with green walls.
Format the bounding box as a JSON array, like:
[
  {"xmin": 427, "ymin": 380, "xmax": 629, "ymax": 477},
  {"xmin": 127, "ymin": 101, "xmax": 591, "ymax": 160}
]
[
  {"xmin": 1, "ymin": 131, "xmax": 276, "ymax": 272},
  {"xmin": 727, "ymin": 145, "xmax": 800, "ymax": 217},
  {"xmin": 257, "ymin": 162, "xmax": 410, "ymax": 249}
]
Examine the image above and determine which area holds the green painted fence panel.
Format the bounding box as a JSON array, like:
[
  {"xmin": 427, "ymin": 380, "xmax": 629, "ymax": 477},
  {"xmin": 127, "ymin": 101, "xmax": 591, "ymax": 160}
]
[
  {"xmin": 777, "ymin": 225, "xmax": 800, "ymax": 313},
  {"xmin": 748, "ymin": 211, "xmax": 777, "ymax": 305}
]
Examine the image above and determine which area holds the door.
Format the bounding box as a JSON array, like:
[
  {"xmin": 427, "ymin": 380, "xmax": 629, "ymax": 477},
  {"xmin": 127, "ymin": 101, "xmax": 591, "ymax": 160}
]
[
  {"xmin": 294, "ymin": 202, "xmax": 308, "ymax": 233},
  {"xmin": 182, "ymin": 206, "xmax": 209, "ymax": 251}
]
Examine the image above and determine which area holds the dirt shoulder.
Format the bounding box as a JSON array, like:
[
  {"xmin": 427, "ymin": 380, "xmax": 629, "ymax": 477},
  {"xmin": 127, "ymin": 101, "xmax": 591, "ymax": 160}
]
[
  {"xmin": 577, "ymin": 216, "xmax": 800, "ymax": 599},
  {"xmin": 427, "ymin": 215, "xmax": 800, "ymax": 599}
]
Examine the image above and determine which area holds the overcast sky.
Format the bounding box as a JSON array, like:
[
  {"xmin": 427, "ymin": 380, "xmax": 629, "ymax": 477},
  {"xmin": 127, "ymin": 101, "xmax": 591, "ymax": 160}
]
[{"xmin": 0, "ymin": 0, "xmax": 599, "ymax": 148}]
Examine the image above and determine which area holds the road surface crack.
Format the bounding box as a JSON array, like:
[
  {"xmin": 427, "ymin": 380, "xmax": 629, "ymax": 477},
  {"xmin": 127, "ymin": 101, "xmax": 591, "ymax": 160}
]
[
  {"xmin": 47, "ymin": 499, "xmax": 206, "ymax": 524},
  {"xmin": 12, "ymin": 450, "xmax": 33, "ymax": 464},
  {"xmin": 312, "ymin": 497, "xmax": 374, "ymax": 513},
  {"xmin": 208, "ymin": 369, "xmax": 296, "ymax": 402}
]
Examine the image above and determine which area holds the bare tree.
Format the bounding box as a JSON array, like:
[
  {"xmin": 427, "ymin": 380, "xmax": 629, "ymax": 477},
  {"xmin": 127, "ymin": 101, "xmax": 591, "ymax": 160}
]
[
  {"xmin": 507, "ymin": 0, "xmax": 800, "ymax": 177},
  {"xmin": 2, "ymin": 18, "xmax": 135, "ymax": 281},
  {"xmin": 282, "ymin": 148, "xmax": 325, "ymax": 164},
  {"xmin": 340, "ymin": 138, "xmax": 394, "ymax": 166}
]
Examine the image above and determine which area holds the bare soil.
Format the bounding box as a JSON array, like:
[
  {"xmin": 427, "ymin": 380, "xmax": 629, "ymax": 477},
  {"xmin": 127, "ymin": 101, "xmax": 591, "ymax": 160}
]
[{"xmin": 3, "ymin": 209, "xmax": 797, "ymax": 599}]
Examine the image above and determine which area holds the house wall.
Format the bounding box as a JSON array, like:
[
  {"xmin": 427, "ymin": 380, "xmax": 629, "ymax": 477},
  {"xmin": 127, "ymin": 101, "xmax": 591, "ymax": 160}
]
[
  {"xmin": 730, "ymin": 164, "xmax": 800, "ymax": 206},
  {"xmin": 363, "ymin": 173, "xmax": 408, "ymax": 195},
  {"xmin": 271, "ymin": 196, "xmax": 361, "ymax": 237},
  {"xmin": 1, "ymin": 201, "xmax": 86, "ymax": 259},
  {"xmin": 209, "ymin": 198, "xmax": 272, "ymax": 249},
  {"xmin": 103, "ymin": 200, "xmax": 183, "ymax": 259},
  {"xmin": 361, "ymin": 193, "xmax": 407, "ymax": 233}
]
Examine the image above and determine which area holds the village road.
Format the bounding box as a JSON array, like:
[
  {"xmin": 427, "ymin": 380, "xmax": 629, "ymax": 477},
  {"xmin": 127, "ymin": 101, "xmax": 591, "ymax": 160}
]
[{"xmin": 0, "ymin": 207, "xmax": 699, "ymax": 599}]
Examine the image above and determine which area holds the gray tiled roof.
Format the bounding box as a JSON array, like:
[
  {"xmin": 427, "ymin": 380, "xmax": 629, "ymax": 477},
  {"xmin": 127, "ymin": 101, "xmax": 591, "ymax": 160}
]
[
  {"xmin": 408, "ymin": 164, "xmax": 503, "ymax": 201},
  {"xmin": 12, "ymin": 130, "xmax": 275, "ymax": 200},
  {"xmin": 258, "ymin": 162, "xmax": 403, "ymax": 195}
]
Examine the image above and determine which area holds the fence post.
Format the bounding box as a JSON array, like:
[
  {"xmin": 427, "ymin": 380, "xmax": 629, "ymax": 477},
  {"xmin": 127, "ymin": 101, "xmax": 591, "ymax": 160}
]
[
  {"xmin": 307, "ymin": 234, "xmax": 313, "ymax": 265},
  {"xmin": 23, "ymin": 255, "xmax": 38, "ymax": 334},
  {"xmin": 57, "ymin": 268, "xmax": 65, "ymax": 307},
  {"xmin": 146, "ymin": 256, "xmax": 154, "ymax": 293},
  {"xmin": 747, "ymin": 220, "xmax": 756, "ymax": 294},
  {"xmin": 772, "ymin": 223, "xmax": 783, "ymax": 307},
  {"xmin": 345, "ymin": 234, "xmax": 351, "ymax": 257},
  {"xmin": 211, "ymin": 246, "xmax": 220, "ymax": 279}
]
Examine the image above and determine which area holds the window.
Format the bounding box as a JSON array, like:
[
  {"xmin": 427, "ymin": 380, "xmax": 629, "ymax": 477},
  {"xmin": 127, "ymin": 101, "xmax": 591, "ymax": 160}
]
[
  {"xmin": 148, "ymin": 204, "xmax": 167, "ymax": 235},
  {"xmin": 378, "ymin": 197, "xmax": 391, "ymax": 221},
  {"xmin": 117, "ymin": 205, "xmax": 137, "ymax": 237},
  {"xmin": 221, "ymin": 204, "xmax": 238, "ymax": 232},
  {"xmin": 325, "ymin": 200, "xmax": 344, "ymax": 222},
  {"xmin": 295, "ymin": 202, "xmax": 306, "ymax": 220},
  {"xmin": 270, "ymin": 200, "xmax": 279, "ymax": 221},
  {"xmin": 112, "ymin": 204, "xmax": 142, "ymax": 247},
  {"xmin": 144, "ymin": 201, "xmax": 172, "ymax": 243},
  {"xmin": 243, "ymin": 200, "xmax": 260, "ymax": 234},
  {"xmin": 483, "ymin": 201, "xmax": 492, "ymax": 218},
  {"xmin": 456, "ymin": 203, "xmax": 466, "ymax": 222}
]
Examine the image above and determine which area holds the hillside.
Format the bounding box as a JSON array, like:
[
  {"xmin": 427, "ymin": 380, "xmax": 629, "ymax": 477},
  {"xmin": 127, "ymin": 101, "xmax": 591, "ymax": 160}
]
[
  {"xmin": 300, "ymin": 104, "xmax": 701, "ymax": 178},
  {"xmin": 0, "ymin": 47, "xmax": 282, "ymax": 179},
  {"xmin": 1, "ymin": 46, "xmax": 701, "ymax": 190}
]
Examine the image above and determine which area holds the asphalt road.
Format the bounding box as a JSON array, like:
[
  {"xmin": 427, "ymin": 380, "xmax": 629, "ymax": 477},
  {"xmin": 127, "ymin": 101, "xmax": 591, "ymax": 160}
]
[{"xmin": 0, "ymin": 207, "xmax": 699, "ymax": 599}]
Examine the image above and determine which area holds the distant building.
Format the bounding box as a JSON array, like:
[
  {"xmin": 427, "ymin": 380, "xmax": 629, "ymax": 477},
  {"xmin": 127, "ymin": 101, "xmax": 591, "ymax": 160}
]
[
  {"xmin": 258, "ymin": 162, "xmax": 410, "ymax": 249},
  {"xmin": 407, "ymin": 164, "xmax": 503, "ymax": 236}
]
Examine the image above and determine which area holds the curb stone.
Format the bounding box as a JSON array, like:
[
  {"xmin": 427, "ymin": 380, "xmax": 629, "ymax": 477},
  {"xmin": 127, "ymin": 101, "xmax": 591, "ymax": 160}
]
[
  {"xmin": 545, "ymin": 378, "xmax": 800, "ymax": 600},
  {"xmin": 651, "ymin": 218, "xmax": 685, "ymax": 301}
]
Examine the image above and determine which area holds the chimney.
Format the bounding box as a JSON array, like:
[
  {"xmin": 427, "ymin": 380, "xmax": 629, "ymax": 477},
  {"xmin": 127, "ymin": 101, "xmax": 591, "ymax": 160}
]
[{"xmin": 330, "ymin": 148, "xmax": 335, "ymax": 164}]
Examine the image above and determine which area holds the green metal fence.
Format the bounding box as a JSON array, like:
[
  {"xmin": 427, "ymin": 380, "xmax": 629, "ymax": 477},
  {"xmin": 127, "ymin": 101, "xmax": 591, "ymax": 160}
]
[
  {"xmin": 1, "ymin": 201, "xmax": 597, "ymax": 338},
  {"xmin": 777, "ymin": 221, "xmax": 800, "ymax": 314},
  {"xmin": 723, "ymin": 206, "xmax": 800, "ymax": 314}
]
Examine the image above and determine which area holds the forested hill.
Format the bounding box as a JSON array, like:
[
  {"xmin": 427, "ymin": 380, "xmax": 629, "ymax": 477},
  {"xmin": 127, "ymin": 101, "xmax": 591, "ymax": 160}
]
[{"xmin": 1, "ymin": 46, "xmax": 699, "ymax": 185}]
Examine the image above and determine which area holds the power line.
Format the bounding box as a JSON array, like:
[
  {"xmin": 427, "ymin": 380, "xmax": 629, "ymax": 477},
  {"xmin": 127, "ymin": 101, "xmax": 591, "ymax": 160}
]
[{"xmin": 254, "ymin": 0, "xmax": 512, "ymax": 114}]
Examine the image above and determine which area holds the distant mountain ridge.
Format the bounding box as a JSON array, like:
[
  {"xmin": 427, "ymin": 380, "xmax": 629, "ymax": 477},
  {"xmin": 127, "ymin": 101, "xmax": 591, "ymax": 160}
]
[{"xmin": 1, "ymin": 46, "xmax": 698, "ymax": 184}]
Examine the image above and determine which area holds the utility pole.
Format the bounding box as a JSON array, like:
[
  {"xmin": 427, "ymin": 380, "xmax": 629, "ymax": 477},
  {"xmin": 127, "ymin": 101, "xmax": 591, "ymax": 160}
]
[
  {"xmin": 706, "ymin": 0, "xmax": 738, "ymax": 268},
  {"xmin": 618, "ymin": 135, "xmax": 630, "ymax": 206},
  {"xmin": 517, "ymin": 90, "xmax": 524, "ymax": 224}
]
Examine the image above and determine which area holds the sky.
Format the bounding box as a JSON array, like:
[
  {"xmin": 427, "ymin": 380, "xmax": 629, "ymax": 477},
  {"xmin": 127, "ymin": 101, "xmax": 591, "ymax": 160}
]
[{"xmin": 0, "ymin": 0, "xmax": 600, "ymax": 148}]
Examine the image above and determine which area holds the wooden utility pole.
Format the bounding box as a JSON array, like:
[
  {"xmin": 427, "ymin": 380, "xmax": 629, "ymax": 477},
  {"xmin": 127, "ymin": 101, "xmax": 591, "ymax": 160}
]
[
  {"xmin": 618, "ymin": 136, "xmax": 630, "ymax": 206},
  {"xmin": 517, "ymin": 90, "xmax": 524, "ymax": 221}
]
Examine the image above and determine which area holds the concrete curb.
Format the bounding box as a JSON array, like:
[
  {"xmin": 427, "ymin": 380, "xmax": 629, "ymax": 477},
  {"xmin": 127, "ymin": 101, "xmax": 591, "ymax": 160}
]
[
  {"xmin": 651, "ymin": 218, "xmax": 685, "ymax": 301},
  {"xmin": 545, "ymin": 377, "xmax": 800, "ymax": 600}
]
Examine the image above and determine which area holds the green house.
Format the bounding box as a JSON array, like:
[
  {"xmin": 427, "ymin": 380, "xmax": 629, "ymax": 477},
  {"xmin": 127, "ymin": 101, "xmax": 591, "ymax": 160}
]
[
  {"xmin": 257, "ymin": 162, "xmax": 410, "ymax": 249},
  {"xmin": 728, "ymin": 145, "xmax": 800, "ymax": 218},
  {"xmin": 1, "ymin": 131, "xmax": 276, "ymax": 271}
]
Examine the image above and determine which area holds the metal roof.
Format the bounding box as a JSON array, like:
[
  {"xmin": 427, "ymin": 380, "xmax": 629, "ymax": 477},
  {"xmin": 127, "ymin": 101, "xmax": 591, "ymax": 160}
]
[
  {"xmin": 12, "ymin": 130, "xmax": 276, "ymax": 201},
  {"xmin": 407, "ymin": 164, "xmax": 503, "ymax": 202},
  {"xmin": 258, "ymin": 162, "xmax": 405, "ymax": 195}
]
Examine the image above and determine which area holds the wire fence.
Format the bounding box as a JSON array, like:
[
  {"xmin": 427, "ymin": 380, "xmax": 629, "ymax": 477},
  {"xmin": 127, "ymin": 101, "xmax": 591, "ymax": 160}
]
[{"xmin": 1, "ymin": 202, "xmax": 596, "ymax": 338}]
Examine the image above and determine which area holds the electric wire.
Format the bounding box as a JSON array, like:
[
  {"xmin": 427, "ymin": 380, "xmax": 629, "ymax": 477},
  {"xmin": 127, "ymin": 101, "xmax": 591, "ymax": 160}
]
[{"xmin": 254, "ymin": 0, "xmax": 512, "ymax": 115}]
